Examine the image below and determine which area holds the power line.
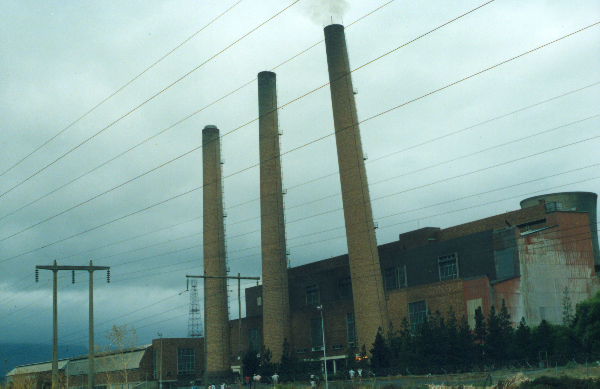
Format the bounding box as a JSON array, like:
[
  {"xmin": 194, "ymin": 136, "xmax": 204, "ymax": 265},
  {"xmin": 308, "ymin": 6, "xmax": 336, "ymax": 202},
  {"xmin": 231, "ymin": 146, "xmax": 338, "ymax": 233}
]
[
  {"xmin": 0, "ymin": 0, "xmax": 299, "ymax": 200},
  {"xmin": 0, "ymin": 0, "xmax": 246, "ymax": 181},
  {"xmin": 0, "ymin": 0, "xmax": 408, "ymax": 225}
]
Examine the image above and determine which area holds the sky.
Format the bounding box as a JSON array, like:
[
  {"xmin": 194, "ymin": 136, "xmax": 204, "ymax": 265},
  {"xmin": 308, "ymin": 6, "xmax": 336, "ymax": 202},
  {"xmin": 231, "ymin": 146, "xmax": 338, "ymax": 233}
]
[{"xmin": 1, "ymin": 0, "xmax": 599, "ymax": 360}]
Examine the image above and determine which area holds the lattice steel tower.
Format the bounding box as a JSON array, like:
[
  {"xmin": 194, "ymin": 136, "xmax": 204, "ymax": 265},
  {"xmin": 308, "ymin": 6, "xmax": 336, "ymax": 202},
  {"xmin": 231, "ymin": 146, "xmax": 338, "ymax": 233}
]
[{"xmin": 187, "ymin": 279, "xmax": 203, "ymax": 338}]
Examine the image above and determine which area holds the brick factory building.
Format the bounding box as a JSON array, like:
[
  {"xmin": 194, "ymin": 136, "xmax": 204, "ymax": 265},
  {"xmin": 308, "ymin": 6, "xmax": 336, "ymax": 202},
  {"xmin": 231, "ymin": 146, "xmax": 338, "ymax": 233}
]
[{"xmin": 232, "ymin": 191, "xmax": 600, "ymax": 374}]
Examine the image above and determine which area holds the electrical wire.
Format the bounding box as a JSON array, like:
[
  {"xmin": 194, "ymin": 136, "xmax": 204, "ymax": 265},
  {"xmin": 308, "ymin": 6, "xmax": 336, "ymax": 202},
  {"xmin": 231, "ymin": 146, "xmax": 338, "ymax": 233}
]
[{"xmin": 0, "ymin": 0, "xmax": 246, "ymax": 180}]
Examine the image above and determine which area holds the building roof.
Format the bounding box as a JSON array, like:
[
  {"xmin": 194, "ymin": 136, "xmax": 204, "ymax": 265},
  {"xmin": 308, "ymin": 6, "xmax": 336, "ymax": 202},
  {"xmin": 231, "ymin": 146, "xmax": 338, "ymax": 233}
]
[
  {"xmin": 67, "ymin": 345, "xmax": 150, "ymax": 376},
  {"xmin": 7, "ymin": 359, "xmax": 69, "ymax": 376}
]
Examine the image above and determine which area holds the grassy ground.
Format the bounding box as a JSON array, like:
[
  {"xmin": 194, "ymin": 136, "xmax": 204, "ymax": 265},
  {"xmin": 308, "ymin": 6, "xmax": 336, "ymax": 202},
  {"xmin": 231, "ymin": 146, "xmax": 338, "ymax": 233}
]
[{"xmin": 265, "ymin": 362, "xmax": 600, "ymax": 387}]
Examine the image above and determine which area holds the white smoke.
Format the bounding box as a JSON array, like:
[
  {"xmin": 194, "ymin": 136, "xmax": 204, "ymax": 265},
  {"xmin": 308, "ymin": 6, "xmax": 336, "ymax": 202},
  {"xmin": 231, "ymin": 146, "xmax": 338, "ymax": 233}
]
[{"xmin": 299, "ymin": 0, "xmax": 350, "ymax": 26}]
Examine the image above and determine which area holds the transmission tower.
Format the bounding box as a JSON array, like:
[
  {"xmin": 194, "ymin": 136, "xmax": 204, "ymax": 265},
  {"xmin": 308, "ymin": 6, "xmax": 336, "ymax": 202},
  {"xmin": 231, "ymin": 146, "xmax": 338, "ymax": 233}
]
[{"xmin": 188, "ymin": 279, "xmax": 203, "ymax": 337}]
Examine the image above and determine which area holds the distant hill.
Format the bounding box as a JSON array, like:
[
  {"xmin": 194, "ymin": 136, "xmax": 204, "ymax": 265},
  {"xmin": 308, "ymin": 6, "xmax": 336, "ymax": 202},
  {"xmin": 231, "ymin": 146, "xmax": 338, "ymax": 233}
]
[{"xmin": 0, "ymin": 343, "xmax": 87, "ymax": 379}]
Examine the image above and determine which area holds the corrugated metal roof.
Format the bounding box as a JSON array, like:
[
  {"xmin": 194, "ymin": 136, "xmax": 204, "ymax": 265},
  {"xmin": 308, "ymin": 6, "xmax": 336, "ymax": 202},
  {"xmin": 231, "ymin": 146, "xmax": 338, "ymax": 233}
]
[
  {"xmin": 7, "ymin": 359, "xmax": 68, "ymax": 376},
  {"xmin": 67, "ymin": 347, "xmax": 149, "ymax": 376}
]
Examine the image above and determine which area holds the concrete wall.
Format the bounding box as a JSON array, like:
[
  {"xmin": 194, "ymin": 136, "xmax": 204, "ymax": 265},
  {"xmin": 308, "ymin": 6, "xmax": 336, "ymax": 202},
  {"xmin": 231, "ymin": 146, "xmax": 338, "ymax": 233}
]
[{"xmin": 511, "ymin": 211, "xmax": 599, "ymax": 325}]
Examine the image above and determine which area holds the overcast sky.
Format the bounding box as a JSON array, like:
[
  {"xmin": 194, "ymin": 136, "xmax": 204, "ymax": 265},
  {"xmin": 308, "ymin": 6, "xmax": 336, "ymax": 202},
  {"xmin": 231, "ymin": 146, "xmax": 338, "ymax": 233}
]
[{"xmin": 1, "ymin": 0, "xmax": 599, "ymax": 358}]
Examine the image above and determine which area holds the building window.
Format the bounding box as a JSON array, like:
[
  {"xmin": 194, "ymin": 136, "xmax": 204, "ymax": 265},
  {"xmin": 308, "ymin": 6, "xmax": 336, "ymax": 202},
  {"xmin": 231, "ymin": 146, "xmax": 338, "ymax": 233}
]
[
  {"xmin": 339, "ymin": 278, "xmax": 352, "ymax": 300},
  {"xmin": 346, "ymin": 312, "xmax": 356, "ymax": 346},
  {"xmin": 409, "ymin": 300, "xmax": 427, "ymax": 334},
  {"xmin": 398, "ymin": 266, "xmax": 407, "ymax": 288},
  {"xmin": 439, "ymin": 254, "xmax": 458, "ymax": 281},
  {"xmin": 545, "ymin": 202, "xmax": 563, "ymax": 212},
  {"xmin": 177, "ymin": 348, "xmax": 195, "ymax": 376},
  {"xmin": 384, "ymin": 266, "xmax": 407, "ymax": 291},
  {"xmin": 153, "ymin": 349, "xmax": 158, "ymax": 379},
  {"xmin": 306, "ymin": 285, "xmax": 319, "ymax": 306},
  {"xmin": 384, "ymin": 267, "xmax": 398, "ymax": 291},
  {"xmin": 310, "ymin": 317, "xmax": 323, "ymax": 347},
  {"xmin": 248, "ymin": 328, "xmax": 259, "ymax": 351}
]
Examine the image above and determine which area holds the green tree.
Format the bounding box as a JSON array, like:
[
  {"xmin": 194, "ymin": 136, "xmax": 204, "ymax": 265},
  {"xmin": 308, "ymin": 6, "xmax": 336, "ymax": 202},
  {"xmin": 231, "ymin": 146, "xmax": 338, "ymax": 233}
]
[
  {"xmin": 279, "ymin": 339, "xmax": 300, "ymax": 381},
  {"xmin": 572, "ymin": 290, "xmax": 600, "ymax": 358},
  {"xmin": 258, "ymin": 348, "xmax": 276, "ymax": 377},
  {"xmin": 242, "ymin": 348, "xmax": 260, "ymax": 377},
  {"xmin": 485, "ymin": 305, "xmax": 501, "ymax": 366},
  {"xmin": 430, "ymin": 310, "xmax": 449, "ymax": 369},
  {"xmin": 531, "ymin": 320, "xmax": 553, "ymax": 362},
  {"xmin": 514, "ymin": 317, "xmax": 531, "ymax": 362},
  {"xmin": 474, "ymin": 306, "xmax": 486, "ymax": 368},
  {"xmin": 414, "ymin": 312, "xmax": 434, "ymax": 374},
  {"xmin": 562, "ymin": 286, "xmax": 575, "ymax": 327},
  {"xmin": 456, "ymin": 316, "xmax": 473, "ymax": 371},
  {"xmin": 370, "ymin": 327, "xmax": 390, "ymax": 374},
  {"xmin": 397, "ymin": 317, "xmax": 414, "ymax": 371},
  {"xmin": 498, "ymin": 299, "xmax": 513, "ymax": 364},
  {"xmin": 446, "ymin": 306, "xmax": 459, "ymax": 369}
]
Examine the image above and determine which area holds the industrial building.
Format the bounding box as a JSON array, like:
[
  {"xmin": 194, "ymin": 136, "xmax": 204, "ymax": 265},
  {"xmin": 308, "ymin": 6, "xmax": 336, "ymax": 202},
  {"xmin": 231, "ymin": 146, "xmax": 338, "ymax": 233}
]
[
  {"xmin": 234, "ymin": 191, "xmax": 600, "ymax": 373},
  {"xmin": 6, "ymin": 339, "xmax": 204, "ymax": 388},
  {"xmin": 8, "ymin": 192, "xmax": 599, "ymax": 383}
]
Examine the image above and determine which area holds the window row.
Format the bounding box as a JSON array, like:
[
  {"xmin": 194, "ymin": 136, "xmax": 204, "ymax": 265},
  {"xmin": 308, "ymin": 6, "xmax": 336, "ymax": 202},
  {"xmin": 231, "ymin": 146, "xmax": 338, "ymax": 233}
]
[
  {"xmin": 301, "ymin": 254, "xmax": 458, "ymax": 308},
  {"xmin": 305, "ymin": 277, "xmax": 353, "ymax": 306},
  {"xmin": 383, "ymin": 253, "xmax": 459, "ymax": 291}
]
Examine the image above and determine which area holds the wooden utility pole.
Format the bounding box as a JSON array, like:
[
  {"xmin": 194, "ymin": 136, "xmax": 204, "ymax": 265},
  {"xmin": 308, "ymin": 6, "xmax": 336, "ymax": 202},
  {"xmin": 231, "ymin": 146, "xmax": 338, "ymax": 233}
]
[
  {"xmin": 36, "ymin": 260, "xmax": 109, "ymax": 389},
  {"xmin": 186, "ymin": 274, "xmax": 259, "ymax": 384}
]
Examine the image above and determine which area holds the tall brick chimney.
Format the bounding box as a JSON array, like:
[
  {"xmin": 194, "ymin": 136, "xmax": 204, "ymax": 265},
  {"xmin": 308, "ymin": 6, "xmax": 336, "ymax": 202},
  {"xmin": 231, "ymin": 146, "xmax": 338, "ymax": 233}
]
[
  {"xmin": 258, "ymin": 71, "xmax": 292, "ymax": 361},
  {"xmin": 202, "ymin": 125, "xmax": 232, "ymax": 376},
  {"xmin": 323, "ymin": 24, "xmax": 388, "ymax": 349}
]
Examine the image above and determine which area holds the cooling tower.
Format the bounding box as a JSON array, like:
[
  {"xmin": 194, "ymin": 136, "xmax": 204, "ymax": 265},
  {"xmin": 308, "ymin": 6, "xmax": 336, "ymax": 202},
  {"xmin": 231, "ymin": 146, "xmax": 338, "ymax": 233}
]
[
  {"xmin": 202, "ymin": 125, "xmax": 231, "ymax": 376},
  {"xmin": 258, "ymin": 71, "xmax": 292, "ymax": 361},
  {"xmin": 521, "ymin": 192, "xmax": 599, "ymax": 270},
  {"xmin": 323, "ymin": 24, "xmax": 388, "ymax": 349}
]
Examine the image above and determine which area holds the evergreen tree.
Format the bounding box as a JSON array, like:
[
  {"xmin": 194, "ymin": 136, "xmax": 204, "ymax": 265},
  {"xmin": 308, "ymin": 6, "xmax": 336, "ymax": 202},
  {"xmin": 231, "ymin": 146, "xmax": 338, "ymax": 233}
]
[
  {"xmin": 515, "ymin": 317, "xmax": 531, "ymax": 362},
  {"xmin": 572, "ymin": 290, "xmax": 600, "ymax": 358},
  {"xmin": 531, "ymin": 320, "xmax": 553, "ymax": 363},
  {"xmin": 386, "ymin": 322, "xmax": 401, "ymax": 369},
  {"xmin": 414, "ymin": 312, "xmax": 434, "ymax": 374},
  {"xmin": 430, "ymin": 310, "xmax": 449, "ymax": 370},
  {"xmin": 456, "ymin": 315, "xmax": 474, "ymax": 372},
  {"xmin": 345, "ymin": 344, "xmax": 357, "ymax": 371},
  {"xmin": 562, "ymin": 286, "xmax": 574, "ymax": 327},
  {"xmin": 258, "ymin": 348, "xmax": 276, "ymax": 377},
  {"xmin": 498, "ymin": 299, "xmax": 513, "ymax": 364},
  {"xmin": 242, "ymin": 348, "xmax": 260, "ymax": 377},
  {"xmin": 397, "ymin": 317, "xmax": 414, "ymax": 372},
  {"xmin": 370, "ymin": 327, "xmax": 390, "ymax": 375},
  {"xmin": 446, "ymin": 306, "xmax": 459, "ymax": 369},
  {"xmin": 485, "ymin": 305, "xmax": 502, "ymax": 366},
  {"xmin": 474, "ymin": 306, "xmax": 486, "ymax": 369},
  {"xmin": 279, "ymin": 339, "xmax": 300, "ymax": 381}
]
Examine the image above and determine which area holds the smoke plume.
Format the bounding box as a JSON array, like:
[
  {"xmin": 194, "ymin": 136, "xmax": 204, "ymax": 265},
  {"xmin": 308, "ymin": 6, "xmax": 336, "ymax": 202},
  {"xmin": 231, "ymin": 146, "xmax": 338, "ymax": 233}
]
[{"xmin": 299, "ymin": 0, "xmax": 350, "ymax": 25}]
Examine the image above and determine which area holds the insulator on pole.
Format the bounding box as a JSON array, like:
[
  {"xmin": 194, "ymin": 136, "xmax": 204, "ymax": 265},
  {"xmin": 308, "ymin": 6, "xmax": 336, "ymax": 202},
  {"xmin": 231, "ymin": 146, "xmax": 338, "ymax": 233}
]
[
  {"xmin": 106, "ymin": 269, "xmax": 110, "ymax": 283},
  {"xmin": 72, "ymin": 270, "xmax": 75, "ymax": 284},
  {"xmin": 187, "ymin": 278, "xmax": 189, "ymax": 291},
  {"xmin": 35, "ymin": 269, "xmax": 39, "ymax": 283}
]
